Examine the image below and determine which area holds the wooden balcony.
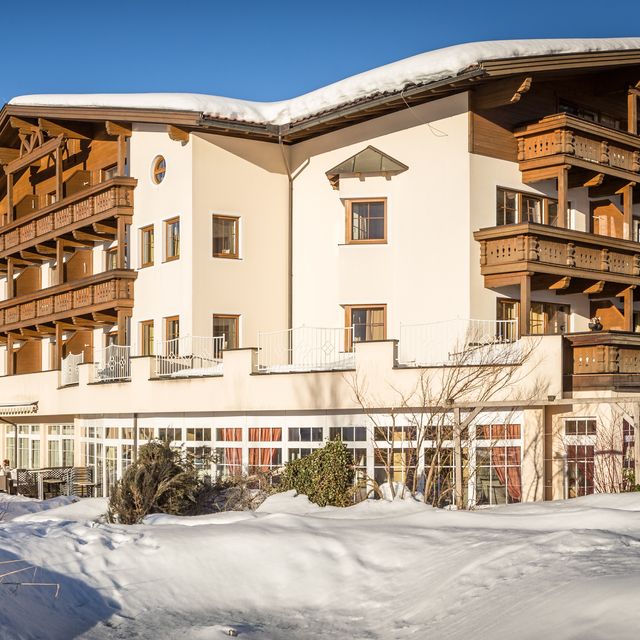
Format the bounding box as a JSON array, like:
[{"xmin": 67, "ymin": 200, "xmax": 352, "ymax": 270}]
[
  {"xmin": 515, "ymin": 113, "xmax": 640, "ymax": 183},
  {"xmin": 0, "ymin": 270, "xmax": 136, "ymax": 334},
  {"xmin": 564, "ymin": 331, "xmax": 640, "ymax": 391},
  {"xmin": 475, "ymin": 222, "xmax": 640, "ymax": 287},
  {"xmin": 0, "ymin": 177, "xmax": 135, "ymax": 266}
]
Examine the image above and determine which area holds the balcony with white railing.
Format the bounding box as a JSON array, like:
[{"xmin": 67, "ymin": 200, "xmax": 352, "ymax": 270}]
[
  {"xmin": 256, "ymin": 326, "xmax": 355, "ymax": 373},
  {"xmin": 398, "ymin": 319, "xmax": 519, "ymax": 367},
  {"xmin": 60, "ymin": 352, "xmax": 84, "ymax": 387},
  {"xmin": 154, "ymin": 335, "xmax": 225, "ymax": 378},
  {"xmin": 90, "ymin": 345, "xmax": 131, "ymax": 383}
]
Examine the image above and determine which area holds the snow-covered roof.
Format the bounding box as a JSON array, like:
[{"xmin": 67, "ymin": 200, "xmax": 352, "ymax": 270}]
[{"xmin": 9, "ymin": 38, "xmax": 640, "ymax": 127}]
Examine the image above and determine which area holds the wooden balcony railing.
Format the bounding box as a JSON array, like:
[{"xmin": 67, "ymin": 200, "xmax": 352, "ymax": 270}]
[
  {"xmin": 0, "ymin": 270, "xmax": 136, "ymax": 332},
  {"xmin": 514, "ymin": 113, "xmax": 640, "ymax": 180},
  {"xmin": 564, "ymin": 331, "xmax": 640, "ymax": 391},
  {"xmin": 475, "ymin": 223, "xmax": 640, "ymax": 286},
  {"xmin": 0, "ymin": 177, "xmax": 135, "ymax": 259}
]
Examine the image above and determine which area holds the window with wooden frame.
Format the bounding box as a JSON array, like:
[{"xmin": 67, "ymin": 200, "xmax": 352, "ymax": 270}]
[
  {"xmin": 105, "ymin": 247, "xmax": 117, "ymax": 271},
  {"xmin": 212, "ymin": 215, "xmax": 239, "ymax": 258},
  {"xmin": 497, "ymin": 299, "xmax": 570, "ymax": 335},
  {"xmin": 165, "ymin": 316, "xmax": 179, "ymax": 342},
  {"xmin": 345, "ymin": 304, "xmax": 386, "ymax": 351},
  {"xmin": 152, "ymin": 156, "xmax": 166, "ymax": 184},
  {"xmin": 140, "ymin": 225, "xmax": 154, "ymax": 267},
  {"xmin": 496, "ymin": 187, "xmax": 558, "ymax": 227},
  {"xmin": 213, "ymin": 314, "xmax": 239, "ymax": 351},
  {"xmin": 139, "ymin": 320, "xmax": 154, "ymax": 356},
  {"xmin": 346, "ymin": 199, "xmax": 387, "ymax": 243},
  {"xmin": 164, "ymin": 217, "xmax": 180, "ymax": 261},
  {"xmin": 102, "ymin": 165, "xmax": 118, "ymax": 182}
]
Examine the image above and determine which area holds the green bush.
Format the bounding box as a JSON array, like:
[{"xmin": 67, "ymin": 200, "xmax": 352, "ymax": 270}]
[
  {"xmin": 279, "ymin": 439, "xmax": 355, "ymax": 507},
  {"xmin": 107, "ymin": 440, "xmax": 209, "ymax": 524}
]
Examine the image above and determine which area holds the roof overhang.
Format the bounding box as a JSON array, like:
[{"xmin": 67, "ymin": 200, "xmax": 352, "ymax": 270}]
[{"xmin": 0, "ymin": 402, "xmax": 38, "ymax": 417}]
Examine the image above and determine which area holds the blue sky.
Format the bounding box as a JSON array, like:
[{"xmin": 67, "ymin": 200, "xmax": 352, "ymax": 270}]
[{"xmin": 1, "ymin": 0, "xmax": 637, "ymax": 104}]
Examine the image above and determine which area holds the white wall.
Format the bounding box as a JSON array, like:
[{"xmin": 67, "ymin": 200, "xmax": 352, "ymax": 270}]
[
  {"xmin": 128, "ymin": 125, "xmax": 193, "ymax": 351},
  {"xmin": 289, "ymin": 93, "xmax": 472, "ymax": 338}
]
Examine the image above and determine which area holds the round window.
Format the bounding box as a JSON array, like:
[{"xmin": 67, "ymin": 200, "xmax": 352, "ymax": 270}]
[{"xmin": 152, "ymin": 156, "xmax": 166, "ymax": 184}]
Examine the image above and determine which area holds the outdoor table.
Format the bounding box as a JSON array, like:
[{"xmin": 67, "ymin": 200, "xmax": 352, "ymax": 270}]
[{"xmin": 43, "ymin": 478, "xmax": 65, "ymax": 497}]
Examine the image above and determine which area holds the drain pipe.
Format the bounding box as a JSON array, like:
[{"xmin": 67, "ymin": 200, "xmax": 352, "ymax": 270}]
[{"xmin": 277, "ymin": 129, "xmax": 294, "ymax": 333}]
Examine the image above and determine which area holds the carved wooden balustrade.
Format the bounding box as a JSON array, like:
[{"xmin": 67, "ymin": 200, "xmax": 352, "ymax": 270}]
[
  {"xmin": 0, "ymin": 270, "xmax": 136, "ymax": 332},
  {"xmin": 514, "ymin": 113, "xmax": 640, "ymax": 179},
  {"xmin": 475, "ymin": 223, "xmax": 640, "ymax": 286},
  {"xmin": 564, "ymin": 331, "xmax": 640, "ymax": 391},
  {"xmin": 0, "ymin": 177, "xmax": 135, "ymax": 261}
]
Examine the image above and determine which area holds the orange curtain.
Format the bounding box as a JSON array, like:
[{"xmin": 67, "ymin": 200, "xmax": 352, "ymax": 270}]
[{"xmin": 491, "ymin": 446, "xmax": 521, "ymax": 501}]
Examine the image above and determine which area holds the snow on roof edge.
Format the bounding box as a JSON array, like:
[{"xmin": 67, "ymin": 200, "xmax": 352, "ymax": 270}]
[{"xmin": 9, "ymin": 38, "xmax": 640, "ymax": 128}]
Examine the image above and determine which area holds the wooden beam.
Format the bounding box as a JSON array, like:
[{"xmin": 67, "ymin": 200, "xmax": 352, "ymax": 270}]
[
  {"xmin": 117, "ymin": 309, "xmax": 127, "ymax": 345},
  {"xmin": 622, "ymin": 287, "xmax": 635, "ymax": 332},
  {"xmin": 35, "ymin": 244, "xmax": 58, "ymax": 256},
  {"xmin": 0, "ymin": 148, "xmax": 19, "ymax": 165},
  {"xmin": 510, "ymin": 76, "xmax": 533, "ymax": 103},
  {"xmin": 557, "ymin": 166, "xmax": 569, "ymax": 229},
  {"xmin": 19, "ymin": 328, "xmax": 43, "ymax": 338},
  {"xmin": 105, "ymin": 121, "xmax": 132, "ymax": 137},
  {"xmin": 629, "ymin": 88, "xmax": 638, "ymax": 135},
  {"xmin": 5, "ymin": 134, "xmax": 64, "ymax": 175},
  {"xmin": 549, "ymin": 276, "xmax": 571, "ymax": 290},
  {"xmin": 589, "ymin": 178, "xmax": 637, "ymax": 199},
  {"xmin": 72, "ymin": 229, "xmax": 107, "ymax": 243},
  {"xmin": 8, "ymin": 116, "xmax": 39, "ymax": 134},
  {"xmin": 167, "ymin": 125, "xmax": 189, "ymax": 142},
  {"xmin": 623, "ymin": 183, "xmax": 634, "ymax": 241},
  {"xmin": 35, "ymin": 324, "xmax": 56, "ymax": 335},
  {"xmin": 19, "ymin": 250, "xmax": 49, "ymax": 263},
  {"xmin": 6, "ymin": 258, "xmax": 14, "ymax": 298},
  {"xmin": 55, "ymin": 323, "xmax": 63, "ymax": 370},
  {"xmin": 584, "ymin": 280, "xmax": 606, "ymax": 295},
  {"xmin": 55, "ymin": 144, "xmax": 63, "ymax": 200},
  {"xmin": 38, "ymin": 118, "xmax": 91, "ymax": 140},
  {"xmin": 116, "ymin": 218, "xmax": 126, "ymax": 269},
  {"xmin": 6, "ymin": 333, "xmax": 13, "ymax": 376},
  {"xmin": 520, "ymin": 274, "xmax": 531, "ymax": 336},
  {"xmin": 92, "ymin": 311, "xmax": 117, "ymax": 323},
  {"xmin": 92, "ymin": 222, "xmax": 117, "ymax": 234},
  {"xmin": 56, "ymin": 239, "xmax": 64, "ymax": 285}
]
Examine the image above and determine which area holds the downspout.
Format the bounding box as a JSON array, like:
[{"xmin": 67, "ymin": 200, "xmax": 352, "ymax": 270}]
[{"xmin": 277, "ymin": 129, "xmax": 293, "ymax": 333}]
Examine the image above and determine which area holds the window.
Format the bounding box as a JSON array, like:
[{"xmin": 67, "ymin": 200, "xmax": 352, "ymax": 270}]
[
  {"xmin": 215, "ymin": 447, "xmax": 242, "ymax": 477},
  {"xmin": 559, "ymin": 101, "xmax": 621, "ymax": 130},
  {"xmin": 152, "ymin": 156, "xmax": 166, "ymax": 184},
  {"xmin": 345, "ymin": 304, "xmax": 386, "ymax": 350},
  {"xmin": 249, "ymin": 428, "xmax": 282, "ymax": 442},
  {"xmin": 216, "ymin": 428, "xmax": 242, "ymax": 441},
  {"xmin": 186, "ymin": 428, "xmax": 212, "ymax": 441},
  {"xmin": 165, "ymin": 316, "xmax": 179, "ymax": 342},
  {"xmin": 212, "ymin": 315, "xmax": 239, "ymax": 351},
  {"xmin": 496, "ymin": 188, "xmax": 558, "ymax": 227},
  {"xmin": 164, "ymin": 217, "xmax": 180, "ymax": 261},
  {"xmin": 346, "ymin": 199, "xmax": 386, "ymax": 243},
  {"xmin": 158, "ymin": 427, "xmax": 182, "ymax": 442},
  {"xmin": 565, "ymin": 418, "xmax": 597, "ymax": 436},
  {"xmin": 212, "ymin": 215, "xmax": 239, "ymax": 258},
  {"xmin": 140, "ymin": 225, "xmax": 154, "ymax": 267},
  {"xmin": 497, "ymin": 299, "xmax": 569, "ymax": 335},
  {"xmin": 289, "ymin": 427, "xmax": 323, "ymax": 442},
  {"xmin": 140, "ymin": 320, "xmax": 154, "ymax": 356},
  {"xmin": 476, "ymin": 446, "xmax": 522, "ymax": 505},
  {"xmin": 248, "ymin": 447, "xmax": 282, "ymax": 473},
  {"xmin": 105, "ymin": 248, "xmax": 117, "ymax": 271},
  {"xmin": 102, "ymin": 165, "xmax": 118, "ymax": 181}
]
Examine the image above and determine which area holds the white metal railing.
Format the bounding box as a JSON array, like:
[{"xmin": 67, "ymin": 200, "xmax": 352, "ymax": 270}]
[
  {"xmin": 257, "ymin": 326, "xmax": 355, "ymax": 373},
  {"xmin": 154, "ymin": 335, "xmax": 225, "ymax": 378},
  {"xmin": 92, "ymin": 345, "xmax": 131, "ymax": 382},
  {"xmin": 398, "ymin": 319, "xmax": 519, "ymax": 366},
  {"xmin": 61, "ymin": 352, "xmax": 83, "ymax": 386}
]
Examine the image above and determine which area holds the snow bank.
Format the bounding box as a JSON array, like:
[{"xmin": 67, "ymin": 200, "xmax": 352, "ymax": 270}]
[
  {"xmin": 12, "ymin": 497, "xmax": 107, "ymax": 523},
  {"xmin": 0, "ymin": 494, "xmax": 77, "ymax": 522},
  {"xmin": 1, "ymin": 493, "xmax": 639, "ymax": 639},
  {"xmin": 9, "ymin": 38, "xmax": 640, "ymax": 126}
]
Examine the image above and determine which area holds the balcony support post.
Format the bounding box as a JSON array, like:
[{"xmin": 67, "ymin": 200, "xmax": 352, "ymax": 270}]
[
  {"xmin": 116, "ymin": 217, "xmax": 126, "ymax": 269},
  {"xmin": 55, "ymin": 322, "xmax": 63, "ymax": 371},
  {"xmin": 519, "ymin": 274, "xmax": 531, "ymax": 336},
  {"xmin": 634, "ymin": 403, "xmax": 640, "ymax": 486},
  {"xmin": 623, "ymin": 183, "xmax": 634, "ymax": 241},
  {"xmin": 116, "ymin": 309, "xmax": 126, "ymax": 346},
  {"xmin": 6, "ymin": 173, "xmax": 13, "ymax": 223},
  {"xmin": 55, "ymin": 146, "xmax": 63, "ymax": 201},
  {"xmin": 117, "ymin": 135, "xmax": 126, "ymax": 176},
  {"xmin": 629, "ymin": 89, "xmax": 638, "ymax": 135},
  {"xmin": 622, "ymin": 287, "xmax": 635, "ymax": 332},
  {"xmin": 5, "ymin": 334, "xmax": 13, "ymax": 376},
  {"xmin": 56, "ymin": 239, "xmax": 65, "ymax": 285},
  {"xmin": 557, "ymin": 166, "xmax": 569, "ymax": 228},
  {"xmin": 6, "ymin": 258, "xmax": 14, "ymax": 299}
]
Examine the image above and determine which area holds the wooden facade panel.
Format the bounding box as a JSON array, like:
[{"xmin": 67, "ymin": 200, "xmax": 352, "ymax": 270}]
[
  {"xmin": 14, "ymin": 339, "xmax": 42, "ymax": 375},
  {"xmin": 15, "ymin": 265, "xmax": 41, "ymax": 297},
  {"xmin": 65, "ymin": 249, "xmax": 93, "ymax": 282}
]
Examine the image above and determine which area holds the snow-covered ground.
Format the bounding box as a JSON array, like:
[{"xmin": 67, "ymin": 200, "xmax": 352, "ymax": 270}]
[{"xmin": 1, "ymin": 491, "xmax": 640, "ymax": 639}]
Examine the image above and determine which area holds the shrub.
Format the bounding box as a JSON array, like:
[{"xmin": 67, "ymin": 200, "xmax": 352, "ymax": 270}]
[
  {"xmin": 279, "ymin": 439, "xmax": 355, "ymax": 507},
  {"xmin": 107, "ymin": 440, "xmax": 209, "ymax": 524}
]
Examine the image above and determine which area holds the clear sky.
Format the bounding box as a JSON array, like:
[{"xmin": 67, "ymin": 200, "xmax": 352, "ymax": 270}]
[{"xmin": 1, "ymin": 0, "xmax": 638, "ymax": 104}]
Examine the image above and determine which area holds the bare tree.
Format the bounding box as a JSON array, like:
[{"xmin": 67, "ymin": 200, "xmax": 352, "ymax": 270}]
[{"xmin": 348, "ymin": 328, "xmax": 546, "ymax": 508}]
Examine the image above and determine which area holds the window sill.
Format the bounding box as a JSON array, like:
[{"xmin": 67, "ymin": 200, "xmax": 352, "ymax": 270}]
[
  {"xmin": 338, "ymin": 242, "xmax": 388, "ymax": 247},
  {"xmin": 212, "ymin": 254, "xmax": 240, "ymax": 260},
  {"xmin": 162, "ymin": 256, "xmax": 180, "ymax": 263}
]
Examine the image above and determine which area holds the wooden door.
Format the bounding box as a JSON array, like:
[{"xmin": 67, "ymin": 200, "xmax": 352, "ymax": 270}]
[{"xmin": 591, "ymin": 199, "xmax": 624, "ymax": 238}]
